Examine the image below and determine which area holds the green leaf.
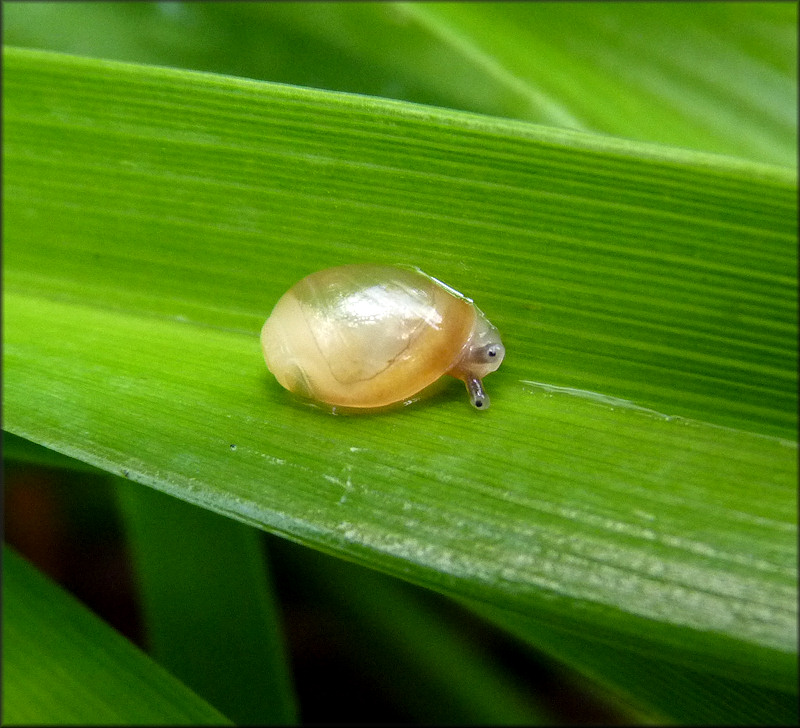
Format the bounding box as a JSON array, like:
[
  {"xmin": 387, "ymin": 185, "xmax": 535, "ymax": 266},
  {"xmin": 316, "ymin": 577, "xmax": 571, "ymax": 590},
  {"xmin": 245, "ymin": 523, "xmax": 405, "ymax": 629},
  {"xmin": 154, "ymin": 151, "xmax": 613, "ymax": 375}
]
[
  {"xmin": 3, "ymin": 2, "xmax": 796, "ymax": 165},
  {"xmin": 116, "ymin": 483, "xmax": 297, "ymax": 725},
  {"xmin": 465, "ymin": 598, "xmax": 798, "ymax": 726},
  {"xmin": 3, "ymin": 46, "xmax": 796, "ymax": 722},
  {"xmin": 280, "ymin": 542, "xmax": 556, "ymax": 725},
  {"xmin": 2, "ymin": 545, "xmax": 232, "ymax": 725},
  {"xmin": 418, "ymin": 1, "xmax": 798, "ymax": 165}
]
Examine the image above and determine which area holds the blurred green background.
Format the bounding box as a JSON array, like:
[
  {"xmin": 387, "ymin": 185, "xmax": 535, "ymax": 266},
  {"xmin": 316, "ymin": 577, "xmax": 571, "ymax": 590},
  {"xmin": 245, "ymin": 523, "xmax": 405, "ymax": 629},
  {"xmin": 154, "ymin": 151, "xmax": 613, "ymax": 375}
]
[
  {"xmin": 4, "ymin": 1, "xmax": 796, "ymax": 165},
  {"xmin": 4, "ymin": 2, "xmax": 796, "ymax": 725}
]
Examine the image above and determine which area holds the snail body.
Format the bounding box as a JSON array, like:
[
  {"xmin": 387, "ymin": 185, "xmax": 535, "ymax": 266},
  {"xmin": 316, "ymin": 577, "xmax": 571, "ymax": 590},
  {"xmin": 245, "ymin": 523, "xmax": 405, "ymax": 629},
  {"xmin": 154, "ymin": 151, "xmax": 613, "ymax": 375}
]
[{"xmin": 260, "ymin": 264, "xmax": 504, "ymax": 411}]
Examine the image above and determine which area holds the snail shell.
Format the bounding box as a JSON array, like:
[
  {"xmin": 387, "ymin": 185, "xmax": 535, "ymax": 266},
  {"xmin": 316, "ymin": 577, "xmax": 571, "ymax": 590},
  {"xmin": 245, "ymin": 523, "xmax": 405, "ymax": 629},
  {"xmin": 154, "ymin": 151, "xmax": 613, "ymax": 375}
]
[{"xmin": 261, "ymin": 264, "xmax": 504, "ymax": 411}]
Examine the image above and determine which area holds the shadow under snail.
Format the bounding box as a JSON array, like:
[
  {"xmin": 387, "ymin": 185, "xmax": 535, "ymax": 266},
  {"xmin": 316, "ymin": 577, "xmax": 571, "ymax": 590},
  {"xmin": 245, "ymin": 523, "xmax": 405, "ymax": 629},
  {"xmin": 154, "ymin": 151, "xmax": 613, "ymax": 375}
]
[{"xmin": 261, "ymin": 264, "xmax": 505, "ymax": 411}]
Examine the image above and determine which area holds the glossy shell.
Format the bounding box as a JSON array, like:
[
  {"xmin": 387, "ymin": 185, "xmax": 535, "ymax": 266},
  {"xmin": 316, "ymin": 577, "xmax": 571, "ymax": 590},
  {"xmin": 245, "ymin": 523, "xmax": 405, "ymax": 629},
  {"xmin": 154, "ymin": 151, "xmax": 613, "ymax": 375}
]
[{"xmin": 261, "ymin": 264, "xmax": 504, "ymax": 410}]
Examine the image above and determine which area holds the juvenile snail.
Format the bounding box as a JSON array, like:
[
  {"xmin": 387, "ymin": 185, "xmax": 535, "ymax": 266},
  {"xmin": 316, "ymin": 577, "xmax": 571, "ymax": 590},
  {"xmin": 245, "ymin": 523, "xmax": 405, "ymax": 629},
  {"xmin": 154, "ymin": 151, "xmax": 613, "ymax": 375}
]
[{"xmin": 261, "ymin": 264, "xmax": 505, "ymax": 411}]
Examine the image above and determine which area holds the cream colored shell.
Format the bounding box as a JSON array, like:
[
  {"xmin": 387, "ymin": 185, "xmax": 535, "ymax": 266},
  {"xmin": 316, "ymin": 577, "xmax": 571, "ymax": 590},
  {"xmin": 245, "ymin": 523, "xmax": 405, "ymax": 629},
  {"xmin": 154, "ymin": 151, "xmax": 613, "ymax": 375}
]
[{"xmin": 261, "ymin": 265, "xmax": 504, "ymax": 410}]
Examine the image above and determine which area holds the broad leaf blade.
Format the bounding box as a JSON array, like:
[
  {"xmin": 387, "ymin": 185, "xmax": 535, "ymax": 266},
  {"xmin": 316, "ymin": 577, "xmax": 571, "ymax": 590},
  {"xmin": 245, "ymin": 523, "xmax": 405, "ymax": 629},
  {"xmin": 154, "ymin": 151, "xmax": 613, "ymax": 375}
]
[{"xmin": 4, "ymin": 48, "xmax": 796, "ymax": 435}]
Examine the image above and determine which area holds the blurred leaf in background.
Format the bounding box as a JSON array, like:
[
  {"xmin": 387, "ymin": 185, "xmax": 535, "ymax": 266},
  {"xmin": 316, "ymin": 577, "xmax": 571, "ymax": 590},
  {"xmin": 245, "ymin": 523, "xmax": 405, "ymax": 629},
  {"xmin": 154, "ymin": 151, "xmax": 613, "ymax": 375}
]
[
  {"xmin": 3, "ymin": 2, "xmax": 797, "ymax": 725},
  {"xmin": 3, "ymin": 1, "xmax": 796, "ymax": 164}
]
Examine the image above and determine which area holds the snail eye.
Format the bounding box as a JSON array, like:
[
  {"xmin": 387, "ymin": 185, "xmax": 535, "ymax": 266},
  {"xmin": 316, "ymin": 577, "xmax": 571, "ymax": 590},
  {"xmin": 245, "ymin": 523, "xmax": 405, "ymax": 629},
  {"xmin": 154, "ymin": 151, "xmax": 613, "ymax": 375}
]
[{"xmin": 477, "ymin": 344, "xmax": 503, "ymax": 363}]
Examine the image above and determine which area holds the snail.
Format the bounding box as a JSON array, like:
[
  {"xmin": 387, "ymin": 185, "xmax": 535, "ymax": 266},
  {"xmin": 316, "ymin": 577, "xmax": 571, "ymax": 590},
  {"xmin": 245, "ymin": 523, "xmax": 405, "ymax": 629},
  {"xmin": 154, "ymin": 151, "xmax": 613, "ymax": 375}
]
[{"xmin": 260, "ymin": 264, "xmax": 505, "ymax": 411}]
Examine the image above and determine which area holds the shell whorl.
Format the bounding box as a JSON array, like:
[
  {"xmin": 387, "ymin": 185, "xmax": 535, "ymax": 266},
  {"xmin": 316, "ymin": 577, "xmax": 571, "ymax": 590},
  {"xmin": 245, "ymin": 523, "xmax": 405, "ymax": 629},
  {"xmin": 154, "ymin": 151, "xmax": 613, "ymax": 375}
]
[{"xmin": 261, "ymin": 265, "xmax": 476, "ymax": 408}]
